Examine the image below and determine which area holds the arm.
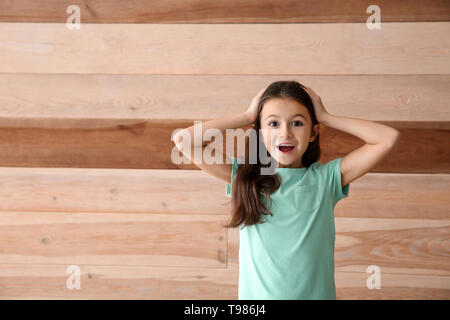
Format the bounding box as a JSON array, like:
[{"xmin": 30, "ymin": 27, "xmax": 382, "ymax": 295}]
[
  {"xmin": 173, "ymin": 86, "xmax": 266, "ymax": 153},
  {"xmin": 172, "ymin": 111, "xmax": 253, "ymax": 184},
  {"xmin": 172, "ymin": 86, "xmax": 266, "ymax": 170},
  {"xmin": 321, "ymin": 113, "xmax": 400, "ymax": 187},
  {"xmin": 173, "ymin": 112, "xmax": 253, "ymax": 151}
]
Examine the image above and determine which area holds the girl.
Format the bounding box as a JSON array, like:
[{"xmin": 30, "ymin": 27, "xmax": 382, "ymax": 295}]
[{"xmin": 173, "ymin": 81, "xmax": 400, "ymax": 300}]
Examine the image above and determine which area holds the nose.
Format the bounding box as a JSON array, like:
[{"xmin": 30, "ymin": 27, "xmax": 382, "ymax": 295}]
[{"xmin": 278, "ymin": 122, "xmax": 292, "ymax": 139}]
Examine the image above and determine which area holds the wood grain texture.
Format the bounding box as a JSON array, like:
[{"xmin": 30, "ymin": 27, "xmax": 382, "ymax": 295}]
[
  {"xmin": 334, "ymin": 218, "xmax": 450, "ymax": 273},
  {"xmin": 333, "ymin": 174, "xmax": 450, "ymax": 219},
  {"xmin": 228, "ymin": 218, "xmax": 450, "ymax": 275},
  {"xmin": 0, "ymin": 168, "xmax": 232, "ymax": 215},
  {"xmin": 0, "ymin": 211, "xmax": 228, "ymax": 267},
  {"xmin": 0, "ymin": 168, "xmax": 448, "ymax": 219},
  {"xmin": 1, "ymin": 22, "xmax": 449, "ymax": 74},
  {"xmin": 0, "ymin": 263, "xmax": 239, "ymax": 300},
  {"xmin": 335, "ymin": 271, "xmax": 450, "ymax": 300},
  {"xmin": 0, "ymin": 1, "xmax": 448, "ymax": 301},
  {"xmin": 1, "ymin": 74, "xmax": 449, "ymax": 122},
  {"xmin": 0, "ymin": 262, "xmax": 448, "ymax": 299},
  {"xmin": 230, "ymin": 218, "xmax": 450, "ymax": 299},
  {"xmin": 0, "ymin": 0, "xmax": 449, "ymax": 23},
  {"xmin": 0, "ymin": 119, "xmax": 448, "ymax": 172}
]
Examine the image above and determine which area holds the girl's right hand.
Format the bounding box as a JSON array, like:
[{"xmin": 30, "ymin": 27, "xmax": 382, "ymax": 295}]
[{"xmin": 245, "ymin": 86, "xmax": 268, "ymax": 123}]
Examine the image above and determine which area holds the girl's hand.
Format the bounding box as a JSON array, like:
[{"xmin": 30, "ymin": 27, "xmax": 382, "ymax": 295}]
[
  {"xmin": 245, "ymin": 85, "xmax": 268, "ymax": 123},
  {"xmin": 303, "ymin": 86, "xmax": 329, "ymax": 123}
]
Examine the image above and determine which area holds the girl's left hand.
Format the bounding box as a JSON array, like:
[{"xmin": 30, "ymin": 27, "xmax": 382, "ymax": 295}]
[{"xmin": 303, "ymin": 86, "xmax": 329, "ymax": 123}]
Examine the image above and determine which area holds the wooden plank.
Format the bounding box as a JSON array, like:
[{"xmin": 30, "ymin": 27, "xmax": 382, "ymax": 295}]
[
  {"xmin": 333, "ymin": 218, "xmax": 450, "ymax": 273},
  {"xmin": 0, "ymin": 119, "xmax": 448, "ymax": 172},
  {"xmin": 0, "ymin": 168, "xmax": 232, "ymax": 214},
  {"xmin": 228, "ymin": 218, "xmax": 450, "ymax": 275},
  {"xmin": 231, "ymin": 221, "xmax": 450, "ymax": 298},
  {"xmin": 1, "ymin": 22, "xmax": 448, "ymax": 74},
  {"xmin": 0, "ymin": 168, "xmax": 448, "ymax": 219},
  {"xmin": 1, "ymin": 74, "xmax": 449, "ymax": 123},
  {"xmin": 334, "ymin": 175, "xmax": 450, "ymax": 219},
  {"xmin": 0, "ymin": 212, "xmax": 228, "ymax": 268},
  {"xmin": 0, "ymin": 0, "xmax": 449, "ymax": 23},
  {"xmin": 230, "ymin": 228, "xmax": 450, "ymax": 276},
  {"xmin": 0, "ymin": 263, "xmax": 448, "ymax": 299},
  {"xmin": 335, "ymin": 272, "xmax": 450, "ymax": 300},
  {"xmin": 0, "ymin": 263, "xmax": 239, "ymax": 299},
  {"xmin": 320, "ymin": 125, "xmax": 450, "ymax": 173},
  {"xmin": 1, "ymin": 212, "xmax": 448, "ymax": 299}
]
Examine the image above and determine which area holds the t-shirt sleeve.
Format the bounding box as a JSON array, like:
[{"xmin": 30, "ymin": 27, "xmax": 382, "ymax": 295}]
[
  {"xmin": 325, "ymin": 157, "xmax": 350, "ymax": 204},
  {"xmin": 225, "ymin": 156, "xmax": 240, "ymax": 198}
]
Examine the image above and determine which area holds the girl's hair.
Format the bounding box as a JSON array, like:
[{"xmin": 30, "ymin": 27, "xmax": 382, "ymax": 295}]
[{"xmin": 224, "ymin": 80, "xmax": 321, "ymax": 229}]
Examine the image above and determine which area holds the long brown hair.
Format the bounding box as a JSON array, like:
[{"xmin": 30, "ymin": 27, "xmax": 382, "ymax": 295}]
[{"xmin": 223, "ymin": 81, "xmax": 321, "ymax": 229}]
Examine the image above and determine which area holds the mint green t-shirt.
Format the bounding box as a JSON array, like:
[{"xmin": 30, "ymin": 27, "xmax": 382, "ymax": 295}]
[{"xmin": 225, "ymin": 156, "xmax": 350, "ymax": 300}]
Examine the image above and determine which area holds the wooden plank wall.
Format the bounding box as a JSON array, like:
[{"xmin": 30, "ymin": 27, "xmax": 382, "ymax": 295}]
[{"xmin": 0, "ymin": 0, "xmax": 449, "ymax": 299}]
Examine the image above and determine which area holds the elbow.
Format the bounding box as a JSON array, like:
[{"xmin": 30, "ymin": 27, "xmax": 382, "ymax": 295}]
[
  {"xmin": 172, "ymin": 130, "xmax": 186, "ymax": 150},
  {"xmin": 386, "ymin": 129, "xmax": 401, "ymax": 148}
]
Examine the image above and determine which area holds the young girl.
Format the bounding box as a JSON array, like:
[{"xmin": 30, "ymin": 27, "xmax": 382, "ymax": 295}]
[{"xmin": 173, "ymin": 81, "xmax": 400, "ymax": 300}]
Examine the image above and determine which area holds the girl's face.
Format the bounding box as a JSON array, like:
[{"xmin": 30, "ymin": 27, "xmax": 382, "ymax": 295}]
[{"xmin": 259, "ymin": 97, "xmax": 319, "ymax": 168}]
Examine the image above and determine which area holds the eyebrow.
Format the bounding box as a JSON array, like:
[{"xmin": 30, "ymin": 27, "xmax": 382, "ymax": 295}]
[{"xmin": 263, "ymin": 113, "xmax": 307, "ymax": 121}]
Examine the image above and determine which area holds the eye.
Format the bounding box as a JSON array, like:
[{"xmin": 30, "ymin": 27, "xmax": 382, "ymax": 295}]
[{"xmin": 268, "ymin": 120, "xmax": 303, "ymax": 127}]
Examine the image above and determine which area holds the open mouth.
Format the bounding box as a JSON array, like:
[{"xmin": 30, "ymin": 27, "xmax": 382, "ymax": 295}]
[{"xmin": 278, "ymin": 144, "xmax": 295, "ymax": 153}]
